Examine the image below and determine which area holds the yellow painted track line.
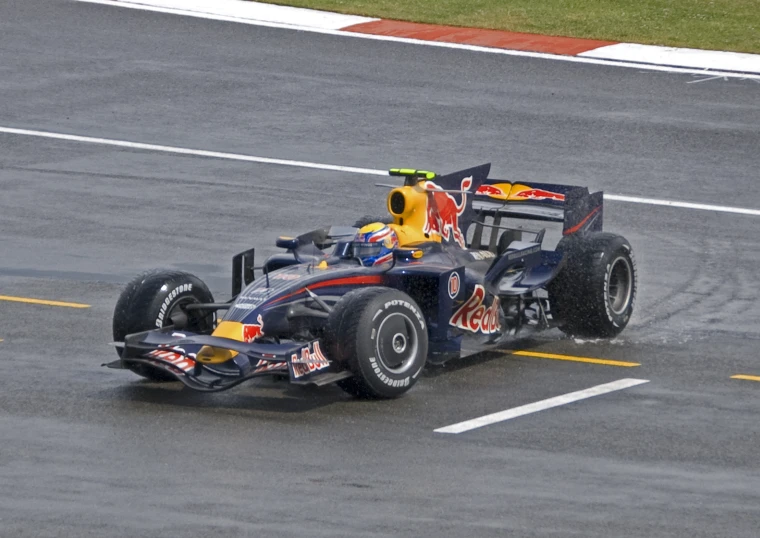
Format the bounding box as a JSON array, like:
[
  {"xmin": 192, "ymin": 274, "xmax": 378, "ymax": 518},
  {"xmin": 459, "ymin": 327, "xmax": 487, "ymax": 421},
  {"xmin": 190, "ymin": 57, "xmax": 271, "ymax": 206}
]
[
  {"xmin": 731, "ymin": 374, "xmax": 760, "ymax": 383},
  {"xmin": 510, "ymin": 350, "xmax": 640, "ymax": 367},
  {"xmin": 0, "ymin": 295, "xmax": 91, "ymax": 308}
]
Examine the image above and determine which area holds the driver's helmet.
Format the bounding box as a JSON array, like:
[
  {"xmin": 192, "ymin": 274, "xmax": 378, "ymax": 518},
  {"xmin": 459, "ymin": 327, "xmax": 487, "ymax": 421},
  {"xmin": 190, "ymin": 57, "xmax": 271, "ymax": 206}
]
[{"xmin": 353, "ymin": 223, "xmax": 398, "ymax": 266}]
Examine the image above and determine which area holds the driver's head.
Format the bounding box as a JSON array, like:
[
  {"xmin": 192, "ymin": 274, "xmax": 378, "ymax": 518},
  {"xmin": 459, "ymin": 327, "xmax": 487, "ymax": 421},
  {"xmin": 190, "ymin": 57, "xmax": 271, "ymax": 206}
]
[{"xmin": 353, "ymin": 223, "xmax": 398, "ymax": 266}]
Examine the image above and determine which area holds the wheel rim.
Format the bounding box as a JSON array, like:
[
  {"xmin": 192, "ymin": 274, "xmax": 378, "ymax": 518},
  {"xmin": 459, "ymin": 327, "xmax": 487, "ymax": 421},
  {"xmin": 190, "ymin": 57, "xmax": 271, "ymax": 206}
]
[
  {"xmin": 375, "ymin": 312, "xmax": 419, "ymax": 375},
  {"xmin": 164, "ymin": 296, "xmax": 212, "ymax": 331},
  {"xmin": 607, "ymin": 256, "xmax": 633, "ymax": 315}
]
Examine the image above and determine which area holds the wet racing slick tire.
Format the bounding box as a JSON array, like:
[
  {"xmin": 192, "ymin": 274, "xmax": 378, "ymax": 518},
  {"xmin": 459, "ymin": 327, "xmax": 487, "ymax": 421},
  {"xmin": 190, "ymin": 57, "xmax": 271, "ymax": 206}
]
[
  {"xmin": 548, "ymin": 232, "xmax": 636, "ymax": 338},
  {"xmin": 325, "ymin": 287, "xmax": 428, "ymax": 399},
  {"xmin": 112, "ymin": 270, "xmax": 215, "ymax": 381},
  {"xmin": 352, "ymin": 215, "xmax": 393, "ymax": 229}
]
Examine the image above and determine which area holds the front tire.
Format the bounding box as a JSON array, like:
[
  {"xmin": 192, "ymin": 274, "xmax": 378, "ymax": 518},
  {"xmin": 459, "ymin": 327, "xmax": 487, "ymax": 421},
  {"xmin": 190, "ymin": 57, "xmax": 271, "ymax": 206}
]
[
  {"xmin": 112, "ymin": 270, "xmax": 215, "ymax": 381},
  {"xmin": 326, "ymin": 287, "xmax": 428, "ymax": 399},
  {"xmin": 548, "ymin": 233, "xmax": 637, "ymax": 337}
]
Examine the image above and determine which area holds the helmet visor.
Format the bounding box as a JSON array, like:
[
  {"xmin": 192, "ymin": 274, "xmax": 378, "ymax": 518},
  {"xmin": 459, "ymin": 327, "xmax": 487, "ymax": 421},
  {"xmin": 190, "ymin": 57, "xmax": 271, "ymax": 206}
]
[{"xmin": 353, "ymin": 242, "xmax": 384, "ymax": 260}]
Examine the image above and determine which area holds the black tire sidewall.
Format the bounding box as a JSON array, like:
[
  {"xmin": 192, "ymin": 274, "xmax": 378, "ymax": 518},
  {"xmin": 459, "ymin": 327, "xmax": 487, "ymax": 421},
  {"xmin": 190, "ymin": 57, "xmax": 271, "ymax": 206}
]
[
  {"xmin": 597, "ymin": 243, "xmax": 636, "ymax": 330},
  {"xmin": 147, "ymin": 280, "xmax": 208, "ymax": 331},
  {"xmin": 112, "ymin": 270, "xmax": 214, "ymax": 380},
  {"xmin": 354, "ymin": 293, "xmax": 428, "ymax": 396},
  {"xmin": 113, "ymin": 271, "xmax": 214, "ymax": 340},
  {"xmin": 328, "ymin": 287, "xmax": 428, "ymax": 398},
  {"xmin": 550, "ymin": 233, "xmax": 636, "ymax": 337}
]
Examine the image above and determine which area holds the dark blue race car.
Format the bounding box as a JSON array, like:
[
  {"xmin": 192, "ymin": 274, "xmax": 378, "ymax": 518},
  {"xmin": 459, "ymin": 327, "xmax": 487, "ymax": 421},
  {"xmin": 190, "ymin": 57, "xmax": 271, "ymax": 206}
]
[{"xmin": 108, "ymin": 163, "xmax": 636, "ymax": 398}]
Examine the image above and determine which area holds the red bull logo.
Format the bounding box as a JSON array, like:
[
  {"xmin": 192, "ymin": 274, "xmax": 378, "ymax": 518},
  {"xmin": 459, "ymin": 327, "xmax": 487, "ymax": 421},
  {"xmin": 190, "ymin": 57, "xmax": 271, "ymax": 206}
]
[
  {"xmin": 511, "ymin": 188, "xmax": 565, "ymax": 201},
  {"xmin": 290, "ymin": 342, "xmax": 330, "ymax": 378},
  {"xmin": 252, "ymin": 359, "xmax": 288, "ymax": 374},
  {"xmin": 475, "ymin": 184, "xmax": 506, "ymax": 197},
  {"xmin": 148, "ymin": 347, "xmax": 196, "ymax": 373},
  {"xmin": 242, "ymin": 314, "xmax": 265, "ymax": 343},
  {"xmin": 423, "ymin": 176, "xmax": 473, "ymax": 248},
  {"xmin": 450, "ymin": 285, "xmax": 501, "ymax": 334}
]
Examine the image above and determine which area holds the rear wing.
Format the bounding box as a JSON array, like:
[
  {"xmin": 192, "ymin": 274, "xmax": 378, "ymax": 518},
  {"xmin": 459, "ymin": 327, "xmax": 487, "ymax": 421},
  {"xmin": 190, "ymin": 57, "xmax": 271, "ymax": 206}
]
[
  {"xmin": 470, "ymin": 178, "xmax": 604, "ymax": 251},
  {"xmin": 472, "ymin": 178, "xmax": 603, "ymax": 241}
]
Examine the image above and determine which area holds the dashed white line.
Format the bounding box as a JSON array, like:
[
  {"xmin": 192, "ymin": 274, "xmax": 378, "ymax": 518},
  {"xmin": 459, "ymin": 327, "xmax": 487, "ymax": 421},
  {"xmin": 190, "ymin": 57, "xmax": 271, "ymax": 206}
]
[
  {"xmin": 2, "ymin": 126, "xmax": 759, "ymax": 217},
  {"xmin": 434, "ymin": 378, "xmax": 649, "ymax": 434}
]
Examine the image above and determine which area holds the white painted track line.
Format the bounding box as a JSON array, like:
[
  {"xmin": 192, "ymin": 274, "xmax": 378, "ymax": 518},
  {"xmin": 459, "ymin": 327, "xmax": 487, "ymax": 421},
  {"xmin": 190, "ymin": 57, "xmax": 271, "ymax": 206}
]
[
  {"xmin": 124, "ymin": 0, "xmax": 377, "ymax": 29},
  {"xmin": 604, "ymin": 194, "xmax": 760, "ymax": 217},
  {"xmin": 74, "ymin": 0, "xmax": 760, "ymax": 80},
  {"xmin": 434, "ymin": 378, "xmax": 649, "ymax": 434},
  {"xmin": 580, "ymin": 43, "xmax": 760, "ymax": 75},
  {"xmin": 75, "ymin": 0, "xmax": 377, "ymax": 31},
  {"xmin": 2, "ymin": 126, "xmax": 759, "ymax": 217},
  {"xmin": 0, "ymin": 126, "xmax": 386, "ymax": 176}
]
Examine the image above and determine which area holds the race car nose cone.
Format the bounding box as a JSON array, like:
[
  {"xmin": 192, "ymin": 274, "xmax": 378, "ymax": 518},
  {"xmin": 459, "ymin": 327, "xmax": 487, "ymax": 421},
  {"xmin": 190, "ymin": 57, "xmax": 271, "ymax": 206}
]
[{"xmin": 197, "ymin": 345, "xmax": 236, "ymax": 364}]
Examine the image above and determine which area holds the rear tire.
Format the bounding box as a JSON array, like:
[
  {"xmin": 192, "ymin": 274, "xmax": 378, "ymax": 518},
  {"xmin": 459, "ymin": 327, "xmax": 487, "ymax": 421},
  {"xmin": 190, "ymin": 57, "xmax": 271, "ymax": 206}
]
[
  {"xmin": 325, "ymin": 287, "xmax": 428, "ymax": 399},
  {"xmin": 548, "ymin": 233, "xmax": 636, "ymax": 338},
  {"xmin": 113, "ymin": 270, "xmax": 215, "ymax": 381}
]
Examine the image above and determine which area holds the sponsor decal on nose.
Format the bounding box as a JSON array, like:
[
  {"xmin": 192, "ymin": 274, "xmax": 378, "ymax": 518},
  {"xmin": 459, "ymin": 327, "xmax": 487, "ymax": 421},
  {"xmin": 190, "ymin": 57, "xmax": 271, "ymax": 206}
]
[{"xmin": 242, "ymin": 314, "xmax": 265, "ymax": 343}]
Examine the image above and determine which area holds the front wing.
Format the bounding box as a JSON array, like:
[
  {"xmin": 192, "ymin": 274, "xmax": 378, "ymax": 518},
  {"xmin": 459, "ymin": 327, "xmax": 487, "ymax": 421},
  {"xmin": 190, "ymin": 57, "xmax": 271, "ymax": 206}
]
[{"xmin": 106, "ymin": 328, "xmax": 351, "ymax": 392}]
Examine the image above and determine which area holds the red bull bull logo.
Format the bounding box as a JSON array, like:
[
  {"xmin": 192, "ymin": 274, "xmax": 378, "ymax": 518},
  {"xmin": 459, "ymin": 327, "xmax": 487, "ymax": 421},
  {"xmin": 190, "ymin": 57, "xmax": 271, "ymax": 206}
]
[
  {"xmin": 242, "ymin": 314, "xmax": 265, "ymax": 343},
  {"xmin": 475, "ymin": 184, "xmax": 506, "ymax": 197},
  {"xmin": 423, "ymin": 176, "xmax": 473, "ymax": 248},
  {"xmin": 511, "ymin": 188, "xmax": 565, "ymax": 201}
]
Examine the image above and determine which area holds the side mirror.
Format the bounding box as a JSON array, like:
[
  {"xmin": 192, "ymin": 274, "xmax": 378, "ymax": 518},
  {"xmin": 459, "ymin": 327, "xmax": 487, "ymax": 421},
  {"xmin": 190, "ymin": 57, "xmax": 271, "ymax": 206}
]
[{"xmin": 275, "ymin": 236, "xmax": 299, "ymax": 250}]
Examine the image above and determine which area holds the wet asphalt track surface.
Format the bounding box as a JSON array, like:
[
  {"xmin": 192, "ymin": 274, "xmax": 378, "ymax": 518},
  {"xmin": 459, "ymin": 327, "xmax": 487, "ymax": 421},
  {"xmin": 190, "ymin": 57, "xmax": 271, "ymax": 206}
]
[{"xmin": 2, "ymin": 1, "xmax": 760, "ymax": 536}]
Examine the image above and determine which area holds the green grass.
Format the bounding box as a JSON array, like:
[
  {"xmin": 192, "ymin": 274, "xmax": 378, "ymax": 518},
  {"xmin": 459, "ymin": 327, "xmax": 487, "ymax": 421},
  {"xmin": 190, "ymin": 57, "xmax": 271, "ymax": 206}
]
[{"xmin": 260, "ymin": 0, "xmax": 760, "ymax": 53}]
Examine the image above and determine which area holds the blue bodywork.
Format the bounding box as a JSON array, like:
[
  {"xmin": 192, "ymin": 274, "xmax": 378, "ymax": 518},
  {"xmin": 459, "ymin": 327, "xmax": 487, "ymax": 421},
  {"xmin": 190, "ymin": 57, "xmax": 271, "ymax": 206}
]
[{"xmin": 115, "ymin": 163, "xmax": 604, "ymax": 392}]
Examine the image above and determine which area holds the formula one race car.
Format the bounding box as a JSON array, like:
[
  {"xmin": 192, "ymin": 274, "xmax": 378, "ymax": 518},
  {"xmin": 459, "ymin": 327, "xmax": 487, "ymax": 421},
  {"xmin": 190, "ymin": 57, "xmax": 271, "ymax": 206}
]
[{"xmin": 107, "ymin": 163, "xmax": 636, "ymax": 398}]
